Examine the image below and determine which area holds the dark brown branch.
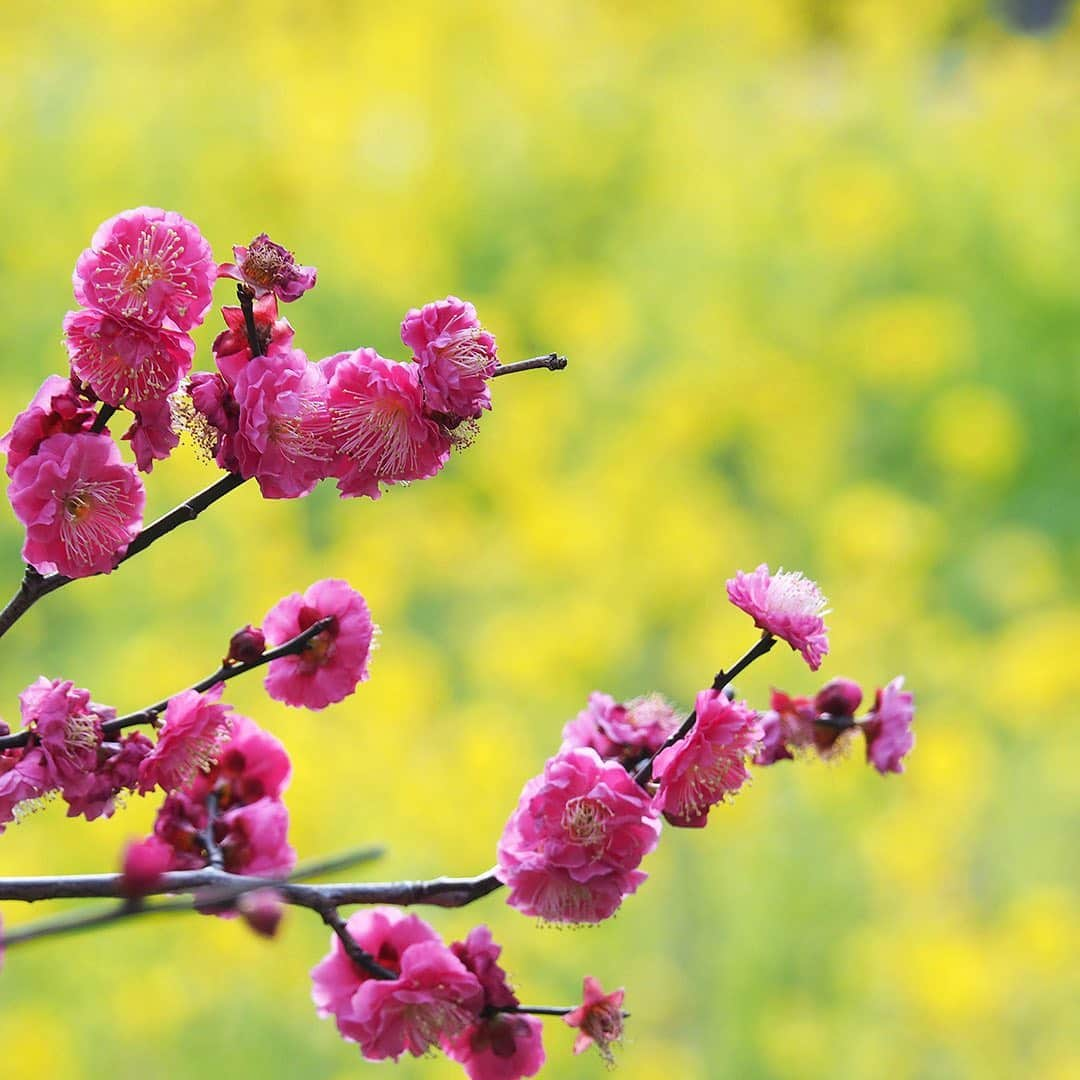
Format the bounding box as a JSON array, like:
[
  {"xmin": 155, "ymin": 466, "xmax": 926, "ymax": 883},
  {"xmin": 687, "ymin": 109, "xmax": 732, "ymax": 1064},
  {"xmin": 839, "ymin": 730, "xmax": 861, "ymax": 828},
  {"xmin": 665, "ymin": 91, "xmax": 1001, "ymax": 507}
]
[
  {"xmin": 318, "ymin": 904, "xmax": 397, "ymax": 980},
  {"xmin": 90, "ymin": 404, "xmax": 117, "ymax": 434},
  {"xmin": 491, "ymin": 353, "xmax": 567, "ymax": 377}
]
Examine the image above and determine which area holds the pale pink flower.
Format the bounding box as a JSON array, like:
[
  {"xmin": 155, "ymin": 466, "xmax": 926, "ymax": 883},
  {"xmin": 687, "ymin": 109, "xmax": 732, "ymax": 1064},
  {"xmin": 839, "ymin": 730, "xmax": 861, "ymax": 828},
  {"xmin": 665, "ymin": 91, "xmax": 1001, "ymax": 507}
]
[
  {"xmin": 137, "ymin": 685, "xmax": 233, "ymax": 794},
  {"xmin": 19, "ymin": 676, "xmax": 104, "ymax": 801},
  {"xmin": 726, "ymin": 564, "xmax": 830, "ymax": 670},
  {"xmin": 218, "ymin": 233, "xmax": 317, "ymax": 303},
  {"xmin": 234, "ymin": 349, "xmax": 333, "ymax": 499},
  {"xmin": 121, "ymin": 835, "xmax": 173, "ymax": 898},
  {"xmin": 0, "ymin": 375, "xmax": 96, "ymax": 477},
  {"xmin": 651, "ymin": 689, "xmax": 763, "ymax": 828},
  {"xmin": 496, "ymin": 747, "xmax": 661, "ymax": 924},
  {"xmin": 212, "ymin": 294, "xmax": 296, "ymax": 381},
  {"xmin": 561, "ymin": 691, "xmax": 680, "ymax": 768},
  {"xmin": 9, "ymin": 432, "xmax": 144, "ymax": 578},
  {"xmin": 311, "ymin": 906, "xmax": 441, "ymax": 1043},
  {"xmin": 64, "ymin": 731, "xmax": 153, "ymax": 821},
  {"xmin": 564, "ymin": 976, "xmax": 625, "ymax": 1065},
  {"xmin": 862, "ymin": 677, "xmax": 915, "ymax": 774},
  {"xmin": 401, "ymin": 297, "xmax": 498, "ymax": 420},
  {"xmin": 63, "ymin": 308, "xmax": 194, "ymax": 407},
  {"xmin": 443, "ymin": 926, "xmax": 546, "ymax": 1080},
  {"xmin": 122, "ymin": 397, "xmax": 180, "ymax": 473},
  {"xmin": 263, "ymin": 579, "xmax": 375, "ymax": 709},
  {"xmin": 325, "ymin": 349, "xmax": 451, "ymax": 499},
  {"xmin": 73, "ymin": 207, "xmax": 216, "ymax": 331}
]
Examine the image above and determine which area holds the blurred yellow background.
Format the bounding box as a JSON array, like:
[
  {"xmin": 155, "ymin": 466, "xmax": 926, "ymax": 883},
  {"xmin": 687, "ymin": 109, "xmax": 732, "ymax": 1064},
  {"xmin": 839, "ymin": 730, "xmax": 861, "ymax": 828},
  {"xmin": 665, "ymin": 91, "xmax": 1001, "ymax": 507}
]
[{"xmin": 1, "ymin": 2, "xmax": 1078, "ymax": 1077}]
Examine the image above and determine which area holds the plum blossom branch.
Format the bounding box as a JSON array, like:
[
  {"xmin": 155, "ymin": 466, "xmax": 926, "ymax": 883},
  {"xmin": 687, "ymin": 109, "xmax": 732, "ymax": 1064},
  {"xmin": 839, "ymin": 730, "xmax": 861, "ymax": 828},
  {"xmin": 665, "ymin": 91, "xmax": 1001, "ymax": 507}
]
[
  {"xmin": 0, "ymin": 614, "xmax": 336, "ymax": 751},
  {"xmin": 0, "ymin": 844, "xmax": 387, "ymax": 948},
  {"xmin": 0, "ymin": 866, "xmax": 501, "ymax": 953},
  {"xmin": 491, "ymin": 353, "xmax": 568, "ymax": 377},
  {"xmin": 0, "ymin": 472, "xmax": 248, "ymax": 643},
  {"xmin": 632, "ymin": 631, "xmax": 777, "ymax": 786},
  {"xmin": 0, "ymin": 354, "xmax": 564, "ymax": 645}
]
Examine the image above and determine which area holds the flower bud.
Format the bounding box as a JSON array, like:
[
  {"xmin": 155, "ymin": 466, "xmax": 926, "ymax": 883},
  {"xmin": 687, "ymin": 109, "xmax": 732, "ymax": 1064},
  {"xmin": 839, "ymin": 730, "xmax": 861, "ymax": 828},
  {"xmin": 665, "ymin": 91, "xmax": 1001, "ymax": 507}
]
[
  {"xmin": 238, "ymin": 888, "xmax": 285, "ymax": 939},
  {"xmin": 814, "ymin": 677, "xmax": 863, "ymax": 719},
  {"xmin": 120, "ymin": 836, "xmax": 172, "ymax": 899},
  {"xmin": 226, "ymin": 624, "xmax": 266, "ymax": 666}
]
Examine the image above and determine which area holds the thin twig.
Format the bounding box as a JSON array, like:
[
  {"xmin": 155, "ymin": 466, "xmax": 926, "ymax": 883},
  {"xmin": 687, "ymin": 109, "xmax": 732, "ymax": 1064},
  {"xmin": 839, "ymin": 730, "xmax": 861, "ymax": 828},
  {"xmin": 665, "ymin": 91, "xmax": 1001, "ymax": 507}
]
[
  {"xmin": 0, "ymin": 615, "xmax": 336, "ymax": 750},
  {"xmin": 491, "ymin": 353, "xmax": 568, "ymax": 377}
]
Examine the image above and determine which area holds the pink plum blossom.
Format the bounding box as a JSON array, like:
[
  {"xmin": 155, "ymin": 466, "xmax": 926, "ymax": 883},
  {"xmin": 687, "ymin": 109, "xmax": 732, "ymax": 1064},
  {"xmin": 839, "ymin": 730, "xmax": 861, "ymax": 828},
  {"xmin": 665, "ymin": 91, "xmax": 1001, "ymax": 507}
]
[
  {"xmin": 151, "ymin": 714, "xmax": 295, "ymax": 876},
  {"xmin": 496, "ymin": 747, "xmax": 661, "ymax": 924},
  {"xmin": 19, "ymin": 676, "xmax": 105, "ymax": 803},
  {"xmin": 8, "ymin": 432, "xmax": 145, "ymax": 578},
  {"xmin": 350, "ymin": 940, "xmax": 484, "ymax": 1061},
  {"xmin": 0, "ymin": 749, "xmax": 52, "ymax": 832},
  {"xmin": 400, "ymin": 297, "xmax": 499, "ymax": 420},
  {"xmin": 325, "ymin": 349, "xmax": 451, "ymax": 499},
  {"xmin": 137, "ymin": 685, "xmax": 233, "ymax": 794},
  {"xmin": 561, "ymin": 691, "xmax": 680, "ymax": 768},
  {"xmin": 443, "ymin": 926, "xmax": 546, "ymax": 1080},
  {"xmin": 564, "ymin": 976, "xmax": 625, "ymax": 1065},
  {"xmin": 861, "ymin": 677, "xmax": 915, "ymax": 774},
  {"xmin": 122, "ymin": 398, "xmax": 180, "ymax": 473},
  {"xmin": 186, "ymin": 713, "xmax": 292, "ymax": 807},
  {"xmin": 217, "ymin": 797, "xmax": 296, "ymax": 876},
  {"xmin": 651, "ymin": 689, "xmax": 763, "ymax": 827},
  {"xmin": 212, "ymin": 294, "xmax": 295, "ymax": 380},
  {"xmin": 186, "ymin": 371, "xmax": 240, "ymax": 471},
  {"xmin": 0, "ymin": 375, "xmax": 96, "ymax": 477},
  {"xmin": 726, "ymin": 564, "xmax": 830, "ymax": 670},
  {"xmin": 263, "ymin": 579, "xmax": 375, "ymax": 709},
  {"xmin": 234, "ymin": 349, "xmax": 333, "ymax": 499},
  {"xmin": 64, "ymin": 731, "xmax": 153, "ymax": 821},
  {"xmin": 63, "ymin": 308, "xmax": 194, "ymax": 407},
  {"xmin": 218, "ymin": 233, "xmax": 317, "ymax": 303},
  {"xmin": 311, "ymin": 907, "xmax": 482, "ymax": 1060},
  {"xmin": 73, "ymin": 207, "xmax": 216, "ymax": 331}
]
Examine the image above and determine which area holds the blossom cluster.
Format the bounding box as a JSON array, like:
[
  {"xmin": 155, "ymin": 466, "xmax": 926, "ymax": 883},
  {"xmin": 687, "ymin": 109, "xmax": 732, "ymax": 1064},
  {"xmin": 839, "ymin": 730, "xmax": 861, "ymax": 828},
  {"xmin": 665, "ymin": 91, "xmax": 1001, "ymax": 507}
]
[
  {"xmin": 191, "ymin": 292, "xmax": 498, "ymax": 501},
  {"xmin": 495, "ymin": 563, "xmax": 915, "ymax": 928},
  {"xmin": 1, "ymin": 207, "xmax": 503, "ymax": 579},
  {"xmin": 0, "ymin": 578, "xmax": 373, "ymax": 842},
  {"xmin": 313, "ymin": 909, "xmax": 549, "ymax": 1077}
]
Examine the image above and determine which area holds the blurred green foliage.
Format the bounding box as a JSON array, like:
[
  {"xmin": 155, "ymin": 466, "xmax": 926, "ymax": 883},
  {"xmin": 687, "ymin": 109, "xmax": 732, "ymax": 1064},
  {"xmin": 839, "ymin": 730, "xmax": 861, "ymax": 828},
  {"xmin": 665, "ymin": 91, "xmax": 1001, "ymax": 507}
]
[{"xmin": 0, "ymin": 2, "xmax": 1078, "ymax": 1077}]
